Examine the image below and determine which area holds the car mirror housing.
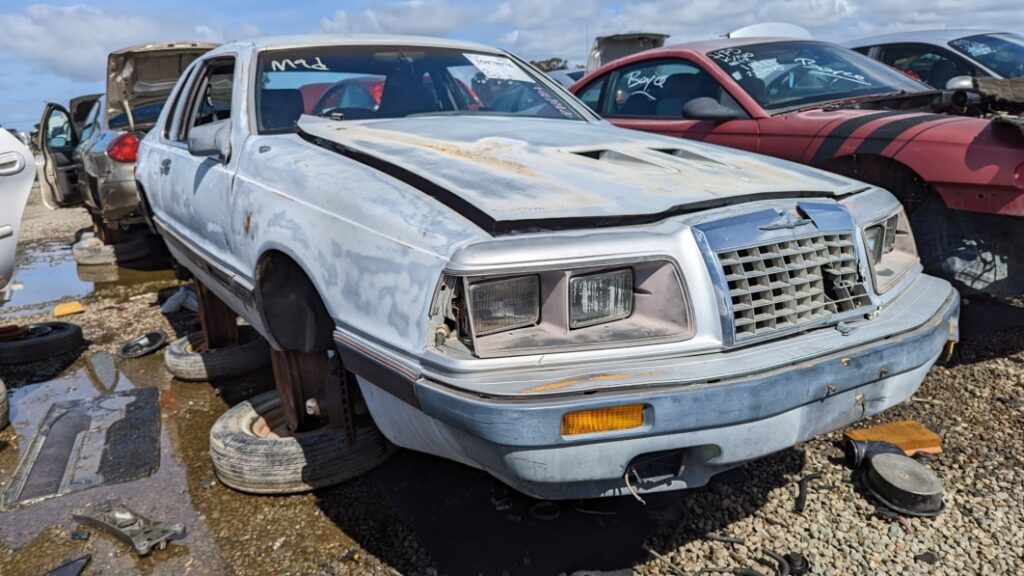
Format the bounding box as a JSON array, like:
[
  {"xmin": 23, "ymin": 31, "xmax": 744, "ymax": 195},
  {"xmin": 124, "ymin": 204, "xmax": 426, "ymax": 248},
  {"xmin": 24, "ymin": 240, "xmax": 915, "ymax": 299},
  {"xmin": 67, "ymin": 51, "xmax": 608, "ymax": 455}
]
[
  {"xmin": 683, "ymin": 97, "xmax": 746, "ymax": 122},
  {"xmin": 945, "ymin": 75, "xmax": 975, "ymax": 91},
  {"xmin": 187, "ymin": 120, "xmax": 231, "ymax": 161}
]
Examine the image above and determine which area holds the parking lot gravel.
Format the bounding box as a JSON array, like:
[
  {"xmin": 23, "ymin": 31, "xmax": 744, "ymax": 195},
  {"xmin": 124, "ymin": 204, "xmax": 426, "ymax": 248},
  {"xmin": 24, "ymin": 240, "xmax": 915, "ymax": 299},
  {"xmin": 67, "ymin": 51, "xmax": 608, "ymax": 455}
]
[{"xmin": 1, "ymin": 187, "xmax": 1022, "ymax": 575}]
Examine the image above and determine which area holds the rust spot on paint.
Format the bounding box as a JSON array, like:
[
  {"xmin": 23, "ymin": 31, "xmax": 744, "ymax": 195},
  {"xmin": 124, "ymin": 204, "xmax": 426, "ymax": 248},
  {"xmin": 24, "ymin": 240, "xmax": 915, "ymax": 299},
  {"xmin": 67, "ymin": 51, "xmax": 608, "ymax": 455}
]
[{"xmin": 243, "ymin": 212, "xmax": 253, "ymax": 235}]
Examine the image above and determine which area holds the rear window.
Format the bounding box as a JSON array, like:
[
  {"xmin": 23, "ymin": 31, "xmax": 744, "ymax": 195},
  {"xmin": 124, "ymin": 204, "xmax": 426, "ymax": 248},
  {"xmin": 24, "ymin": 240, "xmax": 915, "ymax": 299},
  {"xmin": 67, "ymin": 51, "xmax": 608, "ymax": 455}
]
[
  {"xmin": 109, "ymin": 101, "xmax": 166, "ymax": 130},
  {"xmin": 254, "ymin": 45, "xmax": 583, "ymax": 134}
]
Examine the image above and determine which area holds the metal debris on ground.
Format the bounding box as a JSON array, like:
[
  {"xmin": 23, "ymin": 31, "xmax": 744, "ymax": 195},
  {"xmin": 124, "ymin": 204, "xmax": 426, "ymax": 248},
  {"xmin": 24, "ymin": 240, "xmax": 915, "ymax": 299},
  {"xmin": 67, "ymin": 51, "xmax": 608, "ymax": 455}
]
[
  {"xmin": 44, "ymin": 554, "xmax": 91, "ymax": 576},
  {"xmin": 117, "ymin": 330, "xmax": 168, "ymax": 359},
  {"xmin": 862, "ymin": 453, "xmax": 945, "ymax": 517},
  {"xmin": 529, "ymin": 500, "xmax": 561, "ymax": 521},
  {"xmin": 73, "ymin": 498, "xmax": 185, "ymax": 555}
]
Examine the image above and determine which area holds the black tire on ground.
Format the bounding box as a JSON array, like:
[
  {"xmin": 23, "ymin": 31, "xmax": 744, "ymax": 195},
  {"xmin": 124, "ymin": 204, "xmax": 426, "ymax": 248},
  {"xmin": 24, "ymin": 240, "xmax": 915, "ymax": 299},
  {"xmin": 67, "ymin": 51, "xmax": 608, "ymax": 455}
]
[
  {"xmin": 0, "ymin": 378, "xmax": 8, "ymax": 430},
  {"xmin": 72, "ymin": 234, "xmax": 150, "ymax": 266},
  {"xmin": 210, "ymin": 389, "xmax": 396, "ymax": 494},
  {"xmin": 911, "ymin": 195, "xmax": 1024, "ymax": 297},
  {"xmin": 0, "ymin": 322, "xmax": 85, "ymax": 365},
  {"xmin": 164, "ymin": 326, "xmax": 270, "ymax": 382}
]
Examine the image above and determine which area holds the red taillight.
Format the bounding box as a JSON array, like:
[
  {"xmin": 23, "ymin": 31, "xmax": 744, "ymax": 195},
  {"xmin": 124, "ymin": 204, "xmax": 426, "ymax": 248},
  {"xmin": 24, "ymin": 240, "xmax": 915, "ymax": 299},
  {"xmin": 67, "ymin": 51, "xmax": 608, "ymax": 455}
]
[{"xmin": 107, "ymin": 133, "xmax": 139, "ymax": 163}]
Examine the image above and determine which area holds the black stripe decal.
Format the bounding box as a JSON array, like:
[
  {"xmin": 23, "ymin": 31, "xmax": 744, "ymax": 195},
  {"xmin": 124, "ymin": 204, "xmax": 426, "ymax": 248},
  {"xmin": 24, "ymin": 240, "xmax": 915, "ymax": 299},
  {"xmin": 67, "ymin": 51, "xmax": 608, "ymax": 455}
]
[
  {"xmin": 299, "ymin": 127, "xmax": 867, "ymax": 235},
  {"xmin": 809, "ymin": 111, "xmax": 902, "ymax": 166},
  {"xmin": 852, "ymin": 114, "xmax": 949, "ymax": 156}
]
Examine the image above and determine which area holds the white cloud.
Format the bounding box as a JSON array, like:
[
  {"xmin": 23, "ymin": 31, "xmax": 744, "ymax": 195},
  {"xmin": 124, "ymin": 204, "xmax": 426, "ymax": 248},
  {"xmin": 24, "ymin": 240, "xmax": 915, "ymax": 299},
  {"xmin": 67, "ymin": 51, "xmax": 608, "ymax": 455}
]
[
  {"xmin": 321, "ymin": 0, "xmax": 480, "ymax": 37},
  {"xmin": 0, "ymin": 4, "xmax": 257, "ymax": 82}
]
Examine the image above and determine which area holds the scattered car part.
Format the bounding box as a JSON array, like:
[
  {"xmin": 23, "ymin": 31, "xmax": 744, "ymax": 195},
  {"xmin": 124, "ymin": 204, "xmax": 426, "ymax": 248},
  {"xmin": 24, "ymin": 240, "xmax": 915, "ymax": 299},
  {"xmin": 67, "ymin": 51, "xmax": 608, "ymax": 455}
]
[
  {"xmin": 863, "ymin": 452, "xmax": 945, "ymax": 516},
  {"xmin": 71, "ymin": 233, "xmax": 150, "ymax": 266},
  {"xmin": 209, "ymin": 389, "xmax": 395, "ymax": 494},
  {"xmin": 761, "ymin": 549, "xmax": 790, "ymax": 576},
  {"xmin": 915, "ymin": 551, "xmax": 940, "ymax": 564},
  {"xmin": 73, "ymin": 498, "xmax": 184, "ymax": 555},
  {"xmin": 784, "ymin": 552, "xmax": 809, "ymax": 575},
  {"xmin": 0, "ymin": 378, "xmax": 8, "ymax": 429},
  {"xmin": 53, "ymin": 301, "xmax": 86, "ymax": 317},
  {"xmin": 844, "ymin": 420, "xmax": 943, "ymax": 461},
  {"xmin": 794, "ymin": 473, "xmax": 822, "ymax": 514},
  {"xmin": 45, "ymin": 554, "xmax": 91, "ymax": 576},
  {"xmin": 0, "ymin": 322, "xmax": 84, "ymax": 364},
  {"xmin": 529, "ymin": 500, "xmax": 561, "ymax": 521},
  {"xmin": 163, "ymin": 325, "xmax": 269, "ymax": 381},
  {"xmin": 118, "ymin": 330, "xmax": 167, "ymax": 359},
  {"xmin": 844, "ymin": 439, "xmax": 905, "ymax": 469},
  {"xmin": 2, "ymin": 388, "xmax": 160, "ymax": 507},
  {"xmin": 159, "ymin": 285, "xmax": 198, "ymax": 314}
]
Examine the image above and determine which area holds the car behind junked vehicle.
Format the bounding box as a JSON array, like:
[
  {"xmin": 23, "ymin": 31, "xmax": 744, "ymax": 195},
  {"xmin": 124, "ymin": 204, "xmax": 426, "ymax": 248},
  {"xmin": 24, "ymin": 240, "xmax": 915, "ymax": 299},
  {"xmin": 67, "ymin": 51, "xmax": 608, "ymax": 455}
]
[
  {"xmin": 137, "ymin": 35, "xmax": 959, "ymax": 499},
  {"xmin": 38, "ymin": 41, "xmax": 216, "ymax": 243}
]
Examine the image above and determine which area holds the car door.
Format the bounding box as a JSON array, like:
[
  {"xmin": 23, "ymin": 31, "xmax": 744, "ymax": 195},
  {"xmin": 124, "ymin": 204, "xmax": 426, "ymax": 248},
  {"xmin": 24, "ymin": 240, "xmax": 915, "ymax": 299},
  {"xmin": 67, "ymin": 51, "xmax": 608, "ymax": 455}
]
[
  {"xmin": 157, "ymin": 56, "xmax": 243, "ymax": 277},
  {"xmin": 578, "ymin": 58, "xmax": 760, "ymax": 152},
  {"xmin": 0, "ymin": 130, "xmax": 36, "ymax": 292},
  {"xmin": 35, "ymin": 103, "xmax": 84, "ymax": 208}
]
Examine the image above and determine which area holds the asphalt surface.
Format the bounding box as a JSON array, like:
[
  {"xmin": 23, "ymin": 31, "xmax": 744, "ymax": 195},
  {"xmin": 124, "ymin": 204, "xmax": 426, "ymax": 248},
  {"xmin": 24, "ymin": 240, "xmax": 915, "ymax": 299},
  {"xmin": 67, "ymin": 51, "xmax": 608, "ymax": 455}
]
[{"xmin": 0, "ymin": 186, "xmax": 1022, "ymax": 575}]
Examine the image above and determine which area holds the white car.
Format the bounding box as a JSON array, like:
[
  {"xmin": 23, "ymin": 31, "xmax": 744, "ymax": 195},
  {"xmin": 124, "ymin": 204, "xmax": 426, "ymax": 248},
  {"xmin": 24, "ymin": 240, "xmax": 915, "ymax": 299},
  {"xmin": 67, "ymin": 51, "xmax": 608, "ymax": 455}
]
[
  {"xmin": 137, "ymin": 35, "xmax": 959, "ymax": 499},
  {"xmin": 0, "ymin": 129, "xmax": 35, "ymax": 302}
]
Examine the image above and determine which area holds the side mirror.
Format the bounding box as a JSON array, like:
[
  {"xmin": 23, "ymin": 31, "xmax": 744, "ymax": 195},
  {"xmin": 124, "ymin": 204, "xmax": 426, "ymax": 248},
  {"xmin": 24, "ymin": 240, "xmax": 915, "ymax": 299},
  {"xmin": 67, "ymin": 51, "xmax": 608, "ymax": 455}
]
[
  {"xmin": 187, "ymin": 119, "xmax": 231, "ymax": 161},
  {"xmin": 683, "ymin": 97, "xmax": 746, "ymax": 121},
  {"xmin": 945, "ymin": 75, "xmax": 975, "ymax": 91}
]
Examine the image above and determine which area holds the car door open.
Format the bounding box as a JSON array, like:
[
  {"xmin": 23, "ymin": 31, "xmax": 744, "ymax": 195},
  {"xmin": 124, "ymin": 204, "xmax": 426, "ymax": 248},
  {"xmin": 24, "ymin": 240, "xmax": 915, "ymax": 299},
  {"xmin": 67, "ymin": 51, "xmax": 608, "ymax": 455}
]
[{"xmin": 36, "ymin": 103, "xmax": 84, "ymax": 208}]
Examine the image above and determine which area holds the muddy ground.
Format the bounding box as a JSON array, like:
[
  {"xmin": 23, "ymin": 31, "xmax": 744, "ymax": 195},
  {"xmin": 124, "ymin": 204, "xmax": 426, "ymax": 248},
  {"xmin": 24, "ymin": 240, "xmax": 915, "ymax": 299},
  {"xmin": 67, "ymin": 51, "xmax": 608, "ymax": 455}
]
[{"xmin": 0, "ymin": 186, "xmax": 1022, "ymax": 576}]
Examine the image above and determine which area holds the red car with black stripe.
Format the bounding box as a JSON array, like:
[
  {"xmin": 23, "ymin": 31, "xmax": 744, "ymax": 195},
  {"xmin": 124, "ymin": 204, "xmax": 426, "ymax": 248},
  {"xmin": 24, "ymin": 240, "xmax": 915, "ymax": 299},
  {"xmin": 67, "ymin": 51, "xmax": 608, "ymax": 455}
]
[{"xmin": 572, "ymin": 37, "xmax": 1024, "ymax": 296}]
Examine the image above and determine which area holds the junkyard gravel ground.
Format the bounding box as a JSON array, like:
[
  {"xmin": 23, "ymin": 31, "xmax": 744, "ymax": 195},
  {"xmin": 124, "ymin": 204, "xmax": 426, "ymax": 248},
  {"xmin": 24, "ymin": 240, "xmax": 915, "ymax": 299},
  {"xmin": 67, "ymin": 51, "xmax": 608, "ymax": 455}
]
[{"xmin": 0, "ymin": 186, "xmax": 1022, "ymax": 575}]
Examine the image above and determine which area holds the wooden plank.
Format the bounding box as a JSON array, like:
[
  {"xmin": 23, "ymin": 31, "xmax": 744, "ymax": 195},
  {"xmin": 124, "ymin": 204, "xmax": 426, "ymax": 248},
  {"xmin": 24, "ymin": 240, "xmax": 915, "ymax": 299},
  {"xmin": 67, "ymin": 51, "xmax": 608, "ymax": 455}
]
[
  {"xmin": 270, "ymin": 348, "xmax": 329, "ymax": 433},
  {"xmin": 194, "ymin": 280, "xmax": 238, "ymax": 349}
]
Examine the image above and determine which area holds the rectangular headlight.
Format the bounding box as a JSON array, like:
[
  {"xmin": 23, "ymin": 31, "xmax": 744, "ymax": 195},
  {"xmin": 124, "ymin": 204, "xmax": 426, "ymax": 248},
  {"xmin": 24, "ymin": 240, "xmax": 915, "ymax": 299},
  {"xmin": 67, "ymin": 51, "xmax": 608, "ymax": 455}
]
[
  {"xmin": 863, "ymin": 210, "xmax": 917, "ymax": 294},
  {"xmin": 468, "ymin": 275, "xmax": 539, "ymax": 335},
  {"xmin": 569, "ymin": 268, "xmax": 633, "ymax": 328}
]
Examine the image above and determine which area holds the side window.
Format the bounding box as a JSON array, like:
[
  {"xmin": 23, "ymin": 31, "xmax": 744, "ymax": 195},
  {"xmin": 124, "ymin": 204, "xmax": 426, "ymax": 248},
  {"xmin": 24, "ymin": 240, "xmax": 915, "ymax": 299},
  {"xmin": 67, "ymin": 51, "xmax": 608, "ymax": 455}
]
[
  {"xmin": 179, "ymin": 58, "xmax": 236, "ymax": 141},
  {"xmin": 603, "ymin": 59, "xmax": 743, "ymax": 119},
  {"xmin": 164, "ymin": 63, "xmax": 199, "ymax": 141},
  {"xmin": 79, "ymin": 102, "xmax": 101, "ymax": 140},
  {"xmin": 576, "ymin": 78, "xmax": 605, "ymax": 112},
  {"xmin": 45, "ymin": 109, "xmax": 73, "ymax": 148},
  {"xmin": 878, "ymin": 43, "xmax": 974, "ymax": 87}
]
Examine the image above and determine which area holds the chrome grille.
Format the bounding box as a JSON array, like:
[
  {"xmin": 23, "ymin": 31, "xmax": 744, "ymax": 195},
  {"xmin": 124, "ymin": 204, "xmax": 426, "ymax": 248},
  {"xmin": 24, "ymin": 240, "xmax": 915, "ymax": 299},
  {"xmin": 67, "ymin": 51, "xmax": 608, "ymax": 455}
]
[{"xmin": 718, "ymin": 234, "xmax": 870, "ymax": 341}]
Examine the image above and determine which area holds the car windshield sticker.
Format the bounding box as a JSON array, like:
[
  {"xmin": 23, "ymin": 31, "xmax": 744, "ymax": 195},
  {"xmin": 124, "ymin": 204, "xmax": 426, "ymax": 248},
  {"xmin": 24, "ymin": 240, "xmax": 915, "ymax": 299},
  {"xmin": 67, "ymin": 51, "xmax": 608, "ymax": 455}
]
[
  {"xmin": 709, "ymin": 48, "xmax": 755, "ymax": 66},
  {"xmin": 951, "ymin": 39, "xmax": 994, "ymax": 57},
  {"xmin": 464, "ymin": 54, "xmax": 534, "ymax": 82},
  {"xmin": 624, "ymin": 70, "xmax": 668, "ymax": 99},
  {"xmin": 794, "ymin": 58, "xmax": 871, "ymax": 86},
  {"xmin": 749, "ymin": 58, "xmax": 783, "ymax": 77},
  {"xmin": 532, "ymin": 85, "xmax": 575, "ymax": 118},
  {"xmin": 270, "ymin": 57, "xmax": 329, "ymax": 72}
]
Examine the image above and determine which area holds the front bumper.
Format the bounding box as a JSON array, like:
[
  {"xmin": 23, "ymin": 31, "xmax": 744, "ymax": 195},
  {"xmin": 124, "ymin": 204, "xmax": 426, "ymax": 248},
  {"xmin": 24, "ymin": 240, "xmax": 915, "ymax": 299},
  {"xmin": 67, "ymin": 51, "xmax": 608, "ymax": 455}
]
[{"xmin": 347, "ymin": 274, "xmax": 959, "ymax": 500}]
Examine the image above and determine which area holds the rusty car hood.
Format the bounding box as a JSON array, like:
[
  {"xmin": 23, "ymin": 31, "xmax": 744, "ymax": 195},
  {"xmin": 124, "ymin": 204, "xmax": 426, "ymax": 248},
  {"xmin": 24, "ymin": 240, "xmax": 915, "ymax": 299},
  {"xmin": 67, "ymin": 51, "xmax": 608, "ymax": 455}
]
[{"xmin": 297, "ymin": 115, "xmax": 866, "ymax": 231}]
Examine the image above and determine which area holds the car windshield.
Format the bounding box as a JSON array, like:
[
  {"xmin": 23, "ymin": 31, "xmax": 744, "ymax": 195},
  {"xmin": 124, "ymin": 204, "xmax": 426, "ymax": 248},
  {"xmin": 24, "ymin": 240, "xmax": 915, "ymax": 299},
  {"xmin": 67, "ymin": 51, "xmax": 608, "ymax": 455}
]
[
  {"xmin": 949, "ymin": 33, "xmax": 1024, "ymax": 79},
  {"xmin": 255, "ymin": 45, "xmax": 583, "ymax": 133},
  {"xmin": 707, "ymin": 41, "xmax": 929, "ymax": 112}
]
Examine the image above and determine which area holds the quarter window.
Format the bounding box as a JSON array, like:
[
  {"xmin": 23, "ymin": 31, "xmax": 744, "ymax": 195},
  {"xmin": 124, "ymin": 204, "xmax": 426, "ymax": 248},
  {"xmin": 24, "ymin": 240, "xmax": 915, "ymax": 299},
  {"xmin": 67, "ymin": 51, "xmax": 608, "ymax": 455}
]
[{"xmin": 602, "ymin": 59, "xmax": 743, "ymax": 119}]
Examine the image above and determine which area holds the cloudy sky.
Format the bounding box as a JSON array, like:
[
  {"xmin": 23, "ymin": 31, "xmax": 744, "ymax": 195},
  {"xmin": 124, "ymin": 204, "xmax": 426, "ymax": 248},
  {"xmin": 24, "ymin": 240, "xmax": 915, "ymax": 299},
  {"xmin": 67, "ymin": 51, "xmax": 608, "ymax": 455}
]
[{"xmin": 1, "ymin": 0, "xmax": 1021, "ymax": 131}]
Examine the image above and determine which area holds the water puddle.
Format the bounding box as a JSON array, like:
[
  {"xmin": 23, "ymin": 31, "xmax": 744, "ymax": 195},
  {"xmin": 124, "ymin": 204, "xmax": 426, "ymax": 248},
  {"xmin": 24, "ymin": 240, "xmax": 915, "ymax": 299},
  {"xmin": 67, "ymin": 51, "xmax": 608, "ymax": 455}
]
[
  {"xmin": 2, "ymin": 242, "xmax": 92, "ymax": 316},
  {"xmin": 0, "ymin": 354, "xmax": 229, "ymax": 574}
]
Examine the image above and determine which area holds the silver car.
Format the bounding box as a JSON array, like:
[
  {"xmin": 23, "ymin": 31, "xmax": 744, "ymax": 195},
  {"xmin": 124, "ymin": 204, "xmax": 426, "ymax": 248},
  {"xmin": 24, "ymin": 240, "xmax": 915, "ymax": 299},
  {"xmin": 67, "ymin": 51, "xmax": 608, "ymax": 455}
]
[
  {"xmin": 846, "ymin": 29, "xmax": 1024, "ymax": 88},
  {"xmin": 138, "ymin": 35, "xmax": 959, "ymax": 499},
  {"xmin": 37, "ymin": 41, "xmax": 216, "ymax": 242}
]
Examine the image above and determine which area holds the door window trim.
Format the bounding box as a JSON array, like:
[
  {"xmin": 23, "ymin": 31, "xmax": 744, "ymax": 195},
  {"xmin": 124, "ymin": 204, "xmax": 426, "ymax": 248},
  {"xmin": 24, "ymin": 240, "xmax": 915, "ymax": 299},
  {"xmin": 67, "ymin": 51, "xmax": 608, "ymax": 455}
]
[{"xmin": 177, "ymin": 56, "xmax": 237, "ymax": 143}]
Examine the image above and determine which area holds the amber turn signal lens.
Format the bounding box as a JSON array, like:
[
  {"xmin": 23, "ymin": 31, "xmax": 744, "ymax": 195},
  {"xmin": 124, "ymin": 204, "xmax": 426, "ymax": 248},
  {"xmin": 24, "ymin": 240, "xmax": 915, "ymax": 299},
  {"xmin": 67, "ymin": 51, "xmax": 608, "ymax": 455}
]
[{"xmin": 561, "ymin": 404, "xmax": 645, "ymax": 435}]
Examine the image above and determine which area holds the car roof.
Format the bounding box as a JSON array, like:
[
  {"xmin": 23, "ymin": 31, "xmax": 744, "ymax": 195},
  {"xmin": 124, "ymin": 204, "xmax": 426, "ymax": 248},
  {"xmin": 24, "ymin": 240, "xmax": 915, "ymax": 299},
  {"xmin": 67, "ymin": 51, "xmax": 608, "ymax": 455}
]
[
  {"xmin": 843, "ymin": 29, "xmax": 1006, "ymax": 48},
  {"xmin": 208, "ymin": 34, "xmax": 504, "ymax": 55},
  {"xmin": 653, "ymin": 36, "xmax": 822, "ymax": 55}
]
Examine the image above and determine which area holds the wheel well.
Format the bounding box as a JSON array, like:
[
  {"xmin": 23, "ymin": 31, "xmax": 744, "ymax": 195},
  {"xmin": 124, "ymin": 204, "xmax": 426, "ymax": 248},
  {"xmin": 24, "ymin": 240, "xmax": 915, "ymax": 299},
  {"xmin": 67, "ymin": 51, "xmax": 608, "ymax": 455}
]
[
  {"xmin": 255, "ymin": 251, "xmax": 334, "ymax": 353},
  {"xmin": 819, "ymin": 155, "xmax": 933, "ymax": 210}
]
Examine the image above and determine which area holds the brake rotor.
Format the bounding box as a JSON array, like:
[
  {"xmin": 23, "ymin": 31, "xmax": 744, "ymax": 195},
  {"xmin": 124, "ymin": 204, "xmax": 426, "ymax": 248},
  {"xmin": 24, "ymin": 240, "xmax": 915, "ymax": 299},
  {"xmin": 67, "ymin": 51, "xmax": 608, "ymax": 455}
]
[{"xmin": 0, "ymin": 324, "xmax": 29, "ymax": 342}]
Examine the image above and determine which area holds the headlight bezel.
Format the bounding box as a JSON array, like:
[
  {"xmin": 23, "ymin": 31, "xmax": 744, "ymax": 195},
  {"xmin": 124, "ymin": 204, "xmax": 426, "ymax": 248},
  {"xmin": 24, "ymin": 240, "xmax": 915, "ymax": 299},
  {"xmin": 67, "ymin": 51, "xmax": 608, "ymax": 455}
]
[
  {"xmin": 861, "ymin": 208, "xmax": 918, "ymax": 294},
  {"xmin": 446, "ymin": 259, "xmax": 694, "ymax": 359}
]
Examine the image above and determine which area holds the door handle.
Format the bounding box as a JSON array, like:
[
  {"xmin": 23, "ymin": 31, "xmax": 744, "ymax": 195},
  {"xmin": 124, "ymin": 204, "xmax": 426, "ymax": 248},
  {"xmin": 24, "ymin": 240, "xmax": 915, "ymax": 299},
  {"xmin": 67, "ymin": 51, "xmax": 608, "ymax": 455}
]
[
  {"xmin": 160, "ymin": 159, "xmax": 172, "ymax": 175},
  {"xmin": 0, "ymin": 151, "xmax": 25, "ymax": 176}
]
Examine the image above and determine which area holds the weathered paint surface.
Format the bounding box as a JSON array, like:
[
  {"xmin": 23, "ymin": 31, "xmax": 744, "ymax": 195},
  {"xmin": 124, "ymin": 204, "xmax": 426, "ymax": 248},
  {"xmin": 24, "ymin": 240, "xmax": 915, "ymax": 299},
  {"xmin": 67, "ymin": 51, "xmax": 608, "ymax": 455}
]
[{"xmin": 298, "ymin": 115, "xmax": 865, "ymax": 224}]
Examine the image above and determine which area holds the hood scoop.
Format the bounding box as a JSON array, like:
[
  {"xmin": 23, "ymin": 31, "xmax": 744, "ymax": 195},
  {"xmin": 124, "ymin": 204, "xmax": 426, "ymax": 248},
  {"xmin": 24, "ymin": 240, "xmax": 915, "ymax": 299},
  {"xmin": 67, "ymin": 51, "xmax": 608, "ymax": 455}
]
[
  {"xmin": 570, "ymin": 149, "xmax": 675, "ymax": 173},
  {"xmin": 653, "ymin": 148, "xmax": 731, "ymax": 168}
]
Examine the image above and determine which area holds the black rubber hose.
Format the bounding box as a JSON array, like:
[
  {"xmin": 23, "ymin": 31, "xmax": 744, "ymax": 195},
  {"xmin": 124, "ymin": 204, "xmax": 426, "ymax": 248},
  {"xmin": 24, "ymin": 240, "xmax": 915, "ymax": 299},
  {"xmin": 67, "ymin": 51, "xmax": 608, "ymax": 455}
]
[
  {"xmin": 695, "ymin": 569, "xmax": 767, "ymax": 576},
  {"xmin": 763, "ymin": 550, "xmax": 791, "ymax": 576},
  {"xmin": 795, "ymin": 473, "xmax": 822, "ymax": 514},
  {"xmin": 843, "ymin": 439, "xmax": 904, "ymax": 468}
]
